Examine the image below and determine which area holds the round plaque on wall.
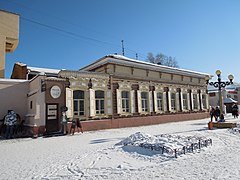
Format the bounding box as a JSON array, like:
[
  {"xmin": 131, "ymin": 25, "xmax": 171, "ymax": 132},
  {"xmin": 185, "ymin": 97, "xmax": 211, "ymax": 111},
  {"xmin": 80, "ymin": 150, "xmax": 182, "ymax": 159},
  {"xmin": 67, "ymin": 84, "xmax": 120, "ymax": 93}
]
[{"xmin": 50, "ymin": 85, "xmax": 61, "ymax": 99}]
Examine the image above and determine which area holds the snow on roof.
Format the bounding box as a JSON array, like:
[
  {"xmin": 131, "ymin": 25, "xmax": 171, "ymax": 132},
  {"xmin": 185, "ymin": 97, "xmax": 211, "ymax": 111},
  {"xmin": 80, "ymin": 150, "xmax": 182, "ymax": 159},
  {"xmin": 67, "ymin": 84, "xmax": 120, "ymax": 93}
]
[
  {"xmin": 28, "ymin": 66, "xmax": 60, "ymax": 74},
  {"xmin": 59, "ymin": 70, "xmax": 109, "ymax": 79},
  {"xmin": 224, "ymin": 97, "xmax": 238, "ymax": 104},
  {"xmin": 0, "ymin": 78, "xmax": 28, "ymax": 83},
  {"xmin": 207, "ymin": 83, "xmax": 239, "ymax": 92},
  {"xmin": 15, "ymin": 62, "xmax": 27, "ymax": 67},
  {"xmin": 80, "ymin": 54, "xmax": 210, "ymax": 78}
]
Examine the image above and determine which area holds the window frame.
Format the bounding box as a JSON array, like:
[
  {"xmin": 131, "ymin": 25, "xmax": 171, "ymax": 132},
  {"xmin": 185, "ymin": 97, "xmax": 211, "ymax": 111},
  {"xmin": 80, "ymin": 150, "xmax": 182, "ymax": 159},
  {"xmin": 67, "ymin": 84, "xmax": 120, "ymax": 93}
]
[
  {"xmin": 157, "ymin": 92, "xmax": 163, "ymax": 111},
  {"xmin": 73, "ymin": 90, "xmax": 85, "ymax": 116},
  {"xmin": 171, "ymin": 93, "xmax": 176, "ymax": 111},
  {"xmin": 121, "ymin": 91, "xmax": 130, "ymax": 113},
  {"xmin": 95, "ymin": 90, "xmax": 105, "ymax": 115},
  {"xmin": 141, "ymin": 92, "xmax": 148, "ymax": 112}
]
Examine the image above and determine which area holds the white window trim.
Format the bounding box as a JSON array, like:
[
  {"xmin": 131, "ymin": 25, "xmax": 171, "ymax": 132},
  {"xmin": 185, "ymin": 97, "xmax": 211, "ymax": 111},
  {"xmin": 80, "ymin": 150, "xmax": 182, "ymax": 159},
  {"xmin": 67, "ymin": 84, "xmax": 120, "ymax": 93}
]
[
  {"xmin": 154, "ymin": 91, "xmax": 164, "ymax": 114},
  {"xmin": 116, "ymin": 87, "xmax": 134, "ymax": 116}
]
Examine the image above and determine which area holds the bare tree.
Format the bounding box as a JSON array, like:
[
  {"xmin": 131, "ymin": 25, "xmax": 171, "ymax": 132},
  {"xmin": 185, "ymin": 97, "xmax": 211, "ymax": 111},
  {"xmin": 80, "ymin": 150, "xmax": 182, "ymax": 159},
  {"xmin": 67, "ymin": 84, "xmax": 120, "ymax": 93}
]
[
  {"xmin": 146, "ymin": 53, "xmax": 179, "ymax": 68},
  {"xmin": 146, "ymin": 53, "xmax": 155, "ymax": 63}
]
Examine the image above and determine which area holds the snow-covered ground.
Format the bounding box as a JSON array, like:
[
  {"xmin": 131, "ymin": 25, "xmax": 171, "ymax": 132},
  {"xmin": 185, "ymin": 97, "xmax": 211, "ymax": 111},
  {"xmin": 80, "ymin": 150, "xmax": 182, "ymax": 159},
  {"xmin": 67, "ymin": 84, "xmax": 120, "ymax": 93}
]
[{"xmin": 1, "ymin": 114, "xmax": 240, "ymax": 180}]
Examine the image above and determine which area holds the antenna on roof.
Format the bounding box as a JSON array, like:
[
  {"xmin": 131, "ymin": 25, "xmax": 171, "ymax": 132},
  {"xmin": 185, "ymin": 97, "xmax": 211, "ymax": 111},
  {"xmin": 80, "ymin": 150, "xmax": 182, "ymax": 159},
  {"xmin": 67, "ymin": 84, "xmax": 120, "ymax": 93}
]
[
  {"xmin": 121, "ymin": 40, "xmax": 125, "ymax": 56},
  {"xmin": 136, "ymin": 53, "xmax": 138, "ymax": 60}
]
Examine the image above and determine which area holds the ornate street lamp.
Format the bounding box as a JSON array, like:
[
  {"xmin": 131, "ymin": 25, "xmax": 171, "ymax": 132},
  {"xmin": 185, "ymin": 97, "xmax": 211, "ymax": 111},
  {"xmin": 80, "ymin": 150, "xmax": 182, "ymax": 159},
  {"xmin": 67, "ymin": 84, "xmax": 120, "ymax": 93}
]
[{"xmin": 205, "ymin": 70, "xmax": 234, "ymax": 114}]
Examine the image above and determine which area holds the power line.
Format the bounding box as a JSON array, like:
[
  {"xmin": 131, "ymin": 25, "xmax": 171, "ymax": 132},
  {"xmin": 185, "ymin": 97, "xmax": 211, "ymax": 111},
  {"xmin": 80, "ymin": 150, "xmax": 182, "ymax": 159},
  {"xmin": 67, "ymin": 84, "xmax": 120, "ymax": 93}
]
[
  {"xmin": 5, "ymin": 0, "xmax": 146, "ymax": 59},
  {"xmin": 21, "ymin": 16, "xmax": 146, "ymax": 59},
  {"xmin": 6, "ymin": 0, "xmax": 147, "ymax": 59}
]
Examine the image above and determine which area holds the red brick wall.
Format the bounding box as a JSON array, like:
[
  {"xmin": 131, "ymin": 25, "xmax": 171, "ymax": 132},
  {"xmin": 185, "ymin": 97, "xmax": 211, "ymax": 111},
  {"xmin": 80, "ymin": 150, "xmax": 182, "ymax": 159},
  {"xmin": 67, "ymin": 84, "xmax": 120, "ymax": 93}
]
[{"xmin": 80, "ymin": 112, "xmax": 209, "ymax": 132}]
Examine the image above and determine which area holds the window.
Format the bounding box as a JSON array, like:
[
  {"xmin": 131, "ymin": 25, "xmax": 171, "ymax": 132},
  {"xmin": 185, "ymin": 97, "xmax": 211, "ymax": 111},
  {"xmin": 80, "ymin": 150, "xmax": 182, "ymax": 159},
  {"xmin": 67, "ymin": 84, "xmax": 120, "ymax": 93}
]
[
  {"xmin": 171, "ymin": 93, "xmax": 176, "ymax": 110},
  {"xmin": 141, "ymin": 92, "xmax": 148, "ymax": 112},
  {"xmin": 95, "ymin": 90, "xmax": 104, "ymax": 115},
  {"xmin": 157, "ymin": 92, "xmax": 163, "ymax": 111},
  {"xmin": 193, "ymin": 94, "xmax": 198, "ymax": 109},
  {"xmin": 30, "ymin": 101, "xmax": 33, "ymax": 109},
  {"xmin": 202, "ymin": 94, "xmax": 207, "ymax": 109},
  {"xmin": 121, "ymin": 91, "xmax": 130, "ymax": 112},
  {"xmin": 73, "ymin": 90, "xmax": 84, "ymax": 116},
  {"xmin": 182, "ymin": 94, "xmax": 188, "ymax": 110}
]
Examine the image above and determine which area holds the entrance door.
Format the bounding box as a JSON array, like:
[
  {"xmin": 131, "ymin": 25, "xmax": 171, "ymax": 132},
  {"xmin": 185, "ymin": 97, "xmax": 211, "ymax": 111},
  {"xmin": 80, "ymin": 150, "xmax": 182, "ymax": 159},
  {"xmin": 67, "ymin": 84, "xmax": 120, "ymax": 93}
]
[{"xmin": 46, "ymin": 103, "xmax": 59, "ymax": 133}]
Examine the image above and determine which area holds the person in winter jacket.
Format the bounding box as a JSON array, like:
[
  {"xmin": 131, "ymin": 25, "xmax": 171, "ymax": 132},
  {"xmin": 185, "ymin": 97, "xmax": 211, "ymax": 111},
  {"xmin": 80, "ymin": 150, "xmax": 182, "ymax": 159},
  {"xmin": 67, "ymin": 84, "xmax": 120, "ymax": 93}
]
[
  {"xmin": 61, "ymin": 111, "xmax": 68, "ymax": 135},
  {"xmin": 215, "ymin": 107, "xmax": 220, "ymax": 121},
  {"xmin": 232, "ymin": 104, "xmax": 239, "ymax": 118},
  {"xmin": 210, "ymin": 107, "xmax": 216, "ymax": 122},
  {"xmin": 4, "ymin": 110, "xmax": 17, "ymax": 139},
  {"xmin": 76, "ymin": 118, "xmax": 83, "ymax": 133}
]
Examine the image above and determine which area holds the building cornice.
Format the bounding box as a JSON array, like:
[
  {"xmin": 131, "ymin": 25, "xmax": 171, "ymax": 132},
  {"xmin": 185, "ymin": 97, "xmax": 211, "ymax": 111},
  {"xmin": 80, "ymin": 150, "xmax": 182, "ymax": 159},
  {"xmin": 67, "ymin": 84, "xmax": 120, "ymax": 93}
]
[{"xmin": 80, "ymin": 55, "xmax": 210, "ymax": 79}]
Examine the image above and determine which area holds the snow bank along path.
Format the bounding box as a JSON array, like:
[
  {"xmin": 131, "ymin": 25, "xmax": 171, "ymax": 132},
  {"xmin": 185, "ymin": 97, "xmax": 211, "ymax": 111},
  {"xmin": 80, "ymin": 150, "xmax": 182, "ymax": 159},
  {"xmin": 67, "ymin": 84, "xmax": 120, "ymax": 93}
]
[{"xmin": 1, "ymin": 114, "xmax": 240, "ymax": 180}]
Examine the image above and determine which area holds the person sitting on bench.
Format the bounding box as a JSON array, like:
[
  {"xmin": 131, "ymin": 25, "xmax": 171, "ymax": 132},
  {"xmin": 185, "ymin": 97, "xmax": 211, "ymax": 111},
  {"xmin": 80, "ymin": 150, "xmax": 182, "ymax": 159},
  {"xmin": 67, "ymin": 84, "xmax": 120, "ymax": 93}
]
[{"xmin": 218, "ymin": 114, "xmax": 225, "ymax": 122}]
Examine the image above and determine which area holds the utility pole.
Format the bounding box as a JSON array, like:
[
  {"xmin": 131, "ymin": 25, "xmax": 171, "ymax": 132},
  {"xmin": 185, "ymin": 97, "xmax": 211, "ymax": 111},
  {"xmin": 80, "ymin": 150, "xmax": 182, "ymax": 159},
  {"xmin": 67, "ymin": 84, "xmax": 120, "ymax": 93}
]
[{"xmin": 121, "ymin": 40, "xmax": 125, "ymax": 56}]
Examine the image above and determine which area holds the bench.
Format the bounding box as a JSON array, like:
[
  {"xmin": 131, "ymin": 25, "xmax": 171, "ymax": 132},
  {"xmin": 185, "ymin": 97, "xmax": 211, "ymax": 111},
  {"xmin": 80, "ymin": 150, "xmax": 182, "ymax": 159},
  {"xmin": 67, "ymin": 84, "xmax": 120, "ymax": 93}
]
[{"xmin": 211, "ymin": 122, "xmax": 237, "ymax": 129}]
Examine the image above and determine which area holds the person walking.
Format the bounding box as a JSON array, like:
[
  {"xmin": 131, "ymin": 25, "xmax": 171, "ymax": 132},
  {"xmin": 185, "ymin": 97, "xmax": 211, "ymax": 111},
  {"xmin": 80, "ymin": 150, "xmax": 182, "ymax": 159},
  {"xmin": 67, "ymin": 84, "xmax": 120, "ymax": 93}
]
[
  {"xmin": 61, "ymin": 111, "xmax": 68, "ymax": 135},
  {"xmin": 232, "ymin": 104, "xmax": 239, "ymax": 118},
  {"xmin": 210, "ymin": 107, "xmax": 216, "ymax": 122},
  {"xmin": 70, "ymin": 119, "xmax": 76, "ymax": 135},
  {"xmin": 76, "ymin": 118, "xmax": 83, "ymax": 133},
  {"xmin": 215, "ymin": 107, "xmax": 220, "ymax": 121}
]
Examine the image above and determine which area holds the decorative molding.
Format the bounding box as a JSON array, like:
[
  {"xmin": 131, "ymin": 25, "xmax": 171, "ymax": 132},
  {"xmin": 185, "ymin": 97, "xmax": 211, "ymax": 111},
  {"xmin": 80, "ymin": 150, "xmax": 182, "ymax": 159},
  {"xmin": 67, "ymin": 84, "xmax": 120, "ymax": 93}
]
[
  {"xmin": 118, "ymin": 81, "xmax": 132, "ymax": 90},
  {"xmin": 138, "ymin": 82, "xmax": 149, "ymax": 91}
]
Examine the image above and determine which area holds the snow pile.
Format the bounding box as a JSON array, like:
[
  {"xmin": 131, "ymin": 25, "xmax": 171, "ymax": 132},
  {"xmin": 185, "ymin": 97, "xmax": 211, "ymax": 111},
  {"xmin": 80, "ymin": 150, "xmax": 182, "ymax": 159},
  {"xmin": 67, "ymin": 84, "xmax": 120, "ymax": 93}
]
[
  {"xmin": 229, "ymin": 127, "xmax": 240, "ymax": 135},
  {"xmin": 118, "ymin": 132, "xmax": 212, "ymax": 158}
]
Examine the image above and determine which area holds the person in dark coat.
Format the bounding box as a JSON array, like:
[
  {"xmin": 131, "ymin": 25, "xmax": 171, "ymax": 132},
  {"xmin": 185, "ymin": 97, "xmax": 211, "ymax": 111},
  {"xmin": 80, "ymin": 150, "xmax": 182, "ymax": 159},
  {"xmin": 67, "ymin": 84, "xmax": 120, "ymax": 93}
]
[
  {"xmin": 76, "ymin": 118, "xmax": 83, "ymax": 133},
  {"xmin": 70, "ymin": 119, "xmax": 76, "ymax": 135},
  {"xmin": 232, "ymin": 104, "xmax": 239, "ymax": 118},
  {"xmin": 215, "ymin": 107, "xmax": 220, "ymax": 121},
  {"xmin": 218, "ymin": 113, "xmax": 225, "ymax": 122},
  {"xmin": 210, "ymin": 107, "xmax": 216, "ymax": 122}
]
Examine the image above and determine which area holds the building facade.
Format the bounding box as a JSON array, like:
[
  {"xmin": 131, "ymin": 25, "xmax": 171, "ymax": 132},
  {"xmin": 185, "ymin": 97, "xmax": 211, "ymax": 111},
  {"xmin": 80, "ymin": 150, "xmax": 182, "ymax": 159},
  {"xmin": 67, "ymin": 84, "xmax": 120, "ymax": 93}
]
[
  {"xmin": 3, "ymin": 55, "xmax": 210, "ymax": 136},
  {"xmin": 0, "ymin": 10, "xmax": 19, "ymax": 78}
]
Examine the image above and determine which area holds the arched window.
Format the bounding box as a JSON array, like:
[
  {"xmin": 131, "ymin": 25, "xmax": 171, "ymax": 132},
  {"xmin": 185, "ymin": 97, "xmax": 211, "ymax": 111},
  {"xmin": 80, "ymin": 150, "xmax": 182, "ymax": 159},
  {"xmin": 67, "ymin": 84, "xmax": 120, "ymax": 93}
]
[
  {"xmin": 95, "ymin": 90, "xmax": 105, "ymax": 115},
  {"xmin": 73, "ymin": 90, "xmax": 84, "ymax": 116}
]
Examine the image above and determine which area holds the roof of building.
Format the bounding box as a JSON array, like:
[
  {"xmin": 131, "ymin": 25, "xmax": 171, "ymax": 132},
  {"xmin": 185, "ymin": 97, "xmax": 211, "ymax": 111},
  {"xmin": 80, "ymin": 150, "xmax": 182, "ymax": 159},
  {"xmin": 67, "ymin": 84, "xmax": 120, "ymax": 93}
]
[
  {"xmin": 27, "ymin": 66, "xmax": 61, "ymax": 75},
  {"xmin": 224, "ymin": 97, "xmax": 238, "ymax": 104},
  {"xmin": 208, "ymin": 83, "xmax": 240, "ymax": 92},
  {"xmin": 0, "ymin": 9, "xmax": 19, "ymax": 16},
  {"xmin": 80, "ymin": 54, "xmax": 210, "ymax": 78},
  {"xmin": 0, "ymin": 78, "xmax": 28, "ymax": 83},
  {"xmin": 15, "ymin": 62, "xmax": 27, "ymax": 67},
  {"xmin": 59, "ymin": 70, "xmax": 109, "ymax": 79}
]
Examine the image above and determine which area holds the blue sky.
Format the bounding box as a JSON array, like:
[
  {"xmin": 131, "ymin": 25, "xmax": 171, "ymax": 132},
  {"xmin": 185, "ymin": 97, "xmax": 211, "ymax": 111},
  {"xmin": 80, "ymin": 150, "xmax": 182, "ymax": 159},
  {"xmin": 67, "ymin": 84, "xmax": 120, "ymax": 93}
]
[{"xmin": 1, "ymin": 0, "xmax": 240, "ymax": 82}]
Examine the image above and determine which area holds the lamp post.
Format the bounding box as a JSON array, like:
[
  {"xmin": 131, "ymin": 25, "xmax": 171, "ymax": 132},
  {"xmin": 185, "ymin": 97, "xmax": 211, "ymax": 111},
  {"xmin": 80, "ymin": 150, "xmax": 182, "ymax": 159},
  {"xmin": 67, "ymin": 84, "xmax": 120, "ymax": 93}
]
[{"xmin": 205, "ymin": 70, "xmax": 234, "ymax": 114}]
